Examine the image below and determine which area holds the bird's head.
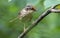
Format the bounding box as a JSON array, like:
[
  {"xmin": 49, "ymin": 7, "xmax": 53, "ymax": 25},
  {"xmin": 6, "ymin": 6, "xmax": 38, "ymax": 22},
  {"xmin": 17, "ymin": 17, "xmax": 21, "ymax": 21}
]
[{"xmin": 25, "ymin": 4, "xmax": 36, "ymax": 13}]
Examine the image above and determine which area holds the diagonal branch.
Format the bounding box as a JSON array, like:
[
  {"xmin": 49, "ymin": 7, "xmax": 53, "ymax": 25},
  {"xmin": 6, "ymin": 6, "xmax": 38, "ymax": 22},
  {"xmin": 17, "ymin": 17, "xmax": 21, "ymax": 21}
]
[{"xmin": 18, "ymin": 4, "xmax": 60, "ymax": 38}]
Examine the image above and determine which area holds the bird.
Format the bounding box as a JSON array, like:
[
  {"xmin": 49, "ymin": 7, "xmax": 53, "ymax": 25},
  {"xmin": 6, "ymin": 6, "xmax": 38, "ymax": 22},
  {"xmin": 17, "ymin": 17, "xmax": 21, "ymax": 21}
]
[{"xmin": 10, "ymin": 4, "xmax": 36, "ymax": 31}]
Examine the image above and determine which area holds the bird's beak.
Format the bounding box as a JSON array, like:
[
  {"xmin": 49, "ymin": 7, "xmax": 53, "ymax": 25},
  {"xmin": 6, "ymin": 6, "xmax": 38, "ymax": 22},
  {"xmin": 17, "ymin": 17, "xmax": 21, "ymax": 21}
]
[{"xmin": 32, "ymin": 7, "xmax": 36, "ymax": 11}]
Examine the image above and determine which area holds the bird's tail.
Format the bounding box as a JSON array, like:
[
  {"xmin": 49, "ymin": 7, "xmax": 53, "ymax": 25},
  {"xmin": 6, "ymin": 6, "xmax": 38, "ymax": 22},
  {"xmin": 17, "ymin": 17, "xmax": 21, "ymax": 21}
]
[{"xmin": 9, "ymin": 17, "xmax": 19, "ymax": 22}]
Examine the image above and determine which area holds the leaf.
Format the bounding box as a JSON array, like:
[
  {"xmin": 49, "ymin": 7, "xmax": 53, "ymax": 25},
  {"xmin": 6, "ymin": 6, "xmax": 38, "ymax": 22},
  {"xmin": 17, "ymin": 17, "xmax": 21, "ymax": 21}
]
[{"xmin": 44, "ymin": 0, "xmax": 60, "ymax": 8}]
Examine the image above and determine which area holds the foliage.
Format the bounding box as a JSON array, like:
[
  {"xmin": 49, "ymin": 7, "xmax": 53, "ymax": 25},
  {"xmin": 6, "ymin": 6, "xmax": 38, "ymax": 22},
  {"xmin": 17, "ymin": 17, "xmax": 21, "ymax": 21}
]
[{"xmin": 0, "ymin": 0, "xmax": 60, "ymax": 38}]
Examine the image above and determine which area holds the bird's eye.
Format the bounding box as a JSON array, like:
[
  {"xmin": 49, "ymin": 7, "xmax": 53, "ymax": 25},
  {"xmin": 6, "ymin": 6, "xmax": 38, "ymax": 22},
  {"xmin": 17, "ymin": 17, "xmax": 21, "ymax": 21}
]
[{"xmin": 26, "ymin": 7, "xmax": 31, "ymax": 11}]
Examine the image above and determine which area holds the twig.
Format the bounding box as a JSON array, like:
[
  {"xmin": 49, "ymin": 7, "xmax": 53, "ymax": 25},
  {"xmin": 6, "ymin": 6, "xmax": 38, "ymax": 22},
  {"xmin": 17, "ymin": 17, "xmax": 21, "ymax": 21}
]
[
  {"xmin": 18, "ymin": 4, "xmax": 60, "ymax": 38},
  {"xmin": 51, "ymin": 9, "xmax": 60, "ymax": 13}
]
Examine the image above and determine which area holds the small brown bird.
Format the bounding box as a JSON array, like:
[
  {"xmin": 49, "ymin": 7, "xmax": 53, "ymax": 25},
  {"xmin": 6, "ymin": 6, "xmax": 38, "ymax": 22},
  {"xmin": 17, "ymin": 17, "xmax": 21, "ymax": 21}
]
[
  {"xmin": 10, "ymin": 4, "xmax": 36, "ymax": 31},
  {"xmin": 10, "ymin": 4, "xmax": 36, "ymax": 22},
  {"xmin": 18, "ymin": 4, "xmax": 36, "ymax": 21}
]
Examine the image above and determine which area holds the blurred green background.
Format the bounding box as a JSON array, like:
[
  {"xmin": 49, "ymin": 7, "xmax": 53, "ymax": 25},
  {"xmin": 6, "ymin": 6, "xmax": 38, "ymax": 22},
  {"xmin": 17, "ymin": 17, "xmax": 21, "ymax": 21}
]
[{"xmin": 0, "ymin": 0, "xmax": 60, "ymax": 38}]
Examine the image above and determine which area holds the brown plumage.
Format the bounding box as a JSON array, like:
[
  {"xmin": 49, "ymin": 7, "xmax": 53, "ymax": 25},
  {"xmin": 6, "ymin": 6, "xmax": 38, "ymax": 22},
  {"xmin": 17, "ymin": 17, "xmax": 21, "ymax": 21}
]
[
  {"xmin": 18, "ymin": 4, "xmax": 36, "ymax": 21},
  {"xmin": 10, "ymin": 4, "xmax": 36, "ymax": 22},
  {"xmin": 9, "ymin": 4, "xmax": 36, "ymax": 31}
]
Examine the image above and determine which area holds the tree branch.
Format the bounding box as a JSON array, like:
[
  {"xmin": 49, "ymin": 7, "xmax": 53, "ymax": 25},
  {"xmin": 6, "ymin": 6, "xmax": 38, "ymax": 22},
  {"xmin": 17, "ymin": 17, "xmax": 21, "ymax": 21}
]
[
  {"xmin": 51, "ymin": 9, "xmax": 60, "ymax": 13},
  {"xmin": 18, "ymin": 4, "xmax": 60, "ymax": 38}
]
